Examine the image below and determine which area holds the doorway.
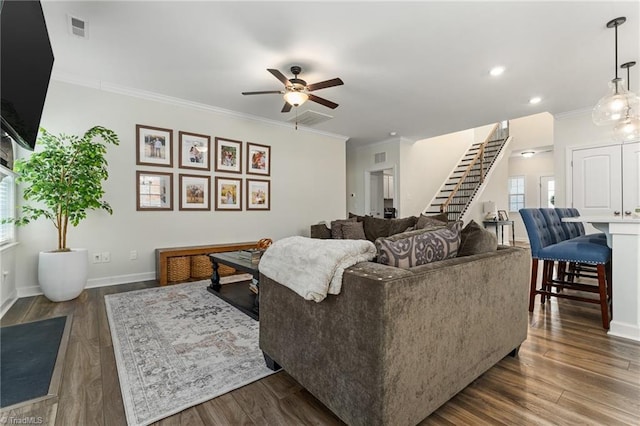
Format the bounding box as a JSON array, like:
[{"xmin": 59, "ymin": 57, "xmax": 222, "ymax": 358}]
[
  {"xmin": 364, "ymin": 167, "xmax": 396, "ymax": 218},
  {"xmin": 540, "ymin": 176, "xmax": 555, "ymax": 208}
]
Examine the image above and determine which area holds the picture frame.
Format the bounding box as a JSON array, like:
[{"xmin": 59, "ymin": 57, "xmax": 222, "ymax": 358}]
[
  {"xmin": 179, "ymin": 131, "xmax": 210, "ymax": 170},
  {"xmin": 246, "ymin": 179, "xmax": 270, "ymax": 211},
  {"xmin": 215, "ymin": 177, "xmax": 242, "ymax": 211},
  {"xmin": 214, "ymin": 137, "xmax": 242, "ymax": 174},
  {"xmin": 498, "ymin": 210, "xmax": 509, "ymax": 221},
  {"xmin": 179, "ymin": 174, "xmax": 210, "ymax": 211},
  {"xmin": 136, "ymin": 171, "xmax": 173, "ymax": 211},
  {"xmin": 136, "ymin": 124, "xmax": 173, "ymax": 167},
  {"xmin": 246, "ymin": 142, "xmax": 271, "ymax": 176}
]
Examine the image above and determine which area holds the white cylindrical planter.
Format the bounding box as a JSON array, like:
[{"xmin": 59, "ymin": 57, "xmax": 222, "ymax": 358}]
[{"xmin": 38, "ymin": 248, "xmax": 88, "ymax": 302}]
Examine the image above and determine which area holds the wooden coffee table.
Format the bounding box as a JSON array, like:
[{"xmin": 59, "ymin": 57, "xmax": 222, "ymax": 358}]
[{"xmin": 207, "ymin": 251, "xmax": 260, "ymax": 320}]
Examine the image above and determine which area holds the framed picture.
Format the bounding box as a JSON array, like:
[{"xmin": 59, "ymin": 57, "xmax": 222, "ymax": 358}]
[
  {"xmin": 179, "ymin": 131, "xmax": 210, "ymax": 170},
  {"xmin": 136, "ymin": 124, "xmax": 173, "ymax": 167},
  {"xmin": 136, "ymin": 171, "xmax": 173, "ymax": 211},
  {"xmin": 214, "ymin": 137, "xmax": 242, "ymax": 174},
  {"xmin": 246, "ymin": 179, "xmax": 270, "ymax": 211},
  {"xmin": 246, "ymin": 142, "xmax": 271, "ymax": 176},
  {"xmin": 498, "ymin": 210, "xmax": 509, "ymax": 221},
  {"xmin": 179, "ymin": 174, "xmax": 210, "ymax": 211},
  {"xmin": 215, "ymin": 177, "xmax": 242, "ymax": 211}
]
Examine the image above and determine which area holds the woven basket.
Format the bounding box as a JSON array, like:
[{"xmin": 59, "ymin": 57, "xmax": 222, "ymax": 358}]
[
  {"xmin": 219, "ymin": 264, "xmax": 236, "ymax": 277},
  {"xmin": 190, "ymin": 255, "xmax": 213, "ymax": 279},
  {"xmin": 167, "ymin": 256, "xmax": 190, "ymax": 282}
]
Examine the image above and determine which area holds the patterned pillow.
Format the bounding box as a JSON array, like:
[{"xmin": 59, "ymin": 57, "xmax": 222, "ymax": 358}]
[
  {"xmin": 341, "ymin": 221, "xmax": 367, "ymax": 240},
  {"xmin": 330, "ymin": 217, "xmax": 357, "ymax": 239},
  {"xmin": 376, "ymin": 221, "xmax": 463, "ymax": 268}
]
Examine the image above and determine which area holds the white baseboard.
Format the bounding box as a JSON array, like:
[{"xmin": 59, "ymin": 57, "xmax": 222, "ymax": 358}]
[
  {"xmin": 0, "ymin": 289, "xmax": 18, "ymax": 319},
  {"xmin": 16, "ymin": 271, "xmax": 156, "ymax": 299}
]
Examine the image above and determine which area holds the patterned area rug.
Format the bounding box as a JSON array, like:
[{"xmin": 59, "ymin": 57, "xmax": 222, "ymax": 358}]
[{"xmin": 105, "ymin": 281, "xmax": 275, "ymax": 426}]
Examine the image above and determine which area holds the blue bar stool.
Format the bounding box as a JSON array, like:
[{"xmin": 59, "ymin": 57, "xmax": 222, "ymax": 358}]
[{"xmin": 520, "ymin": 208, "xmax": 612, "ymax": 329}]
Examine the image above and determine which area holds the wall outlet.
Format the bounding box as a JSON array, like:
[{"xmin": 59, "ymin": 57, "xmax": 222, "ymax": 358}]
[
  {"xmin": 129, "ymin": 250, "xmax": 138, "ymax": 260},
  {"xmin": 92, "ymin": 253, "xmax": 102, "ymax": 263},
  {"xmin": 102, "ymin": 251, "xmax": 111, "ymax": 263}
]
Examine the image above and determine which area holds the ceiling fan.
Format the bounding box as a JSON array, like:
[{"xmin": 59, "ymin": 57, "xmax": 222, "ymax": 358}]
[{"xmin": 242, "ymin": 66, "xmax": 344, "ymax": 113}]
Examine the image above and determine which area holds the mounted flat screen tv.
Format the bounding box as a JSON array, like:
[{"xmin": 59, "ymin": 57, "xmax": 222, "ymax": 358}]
[{"xmin": 1, "ymin": 0, "xmax": 54, "ymax": 151}]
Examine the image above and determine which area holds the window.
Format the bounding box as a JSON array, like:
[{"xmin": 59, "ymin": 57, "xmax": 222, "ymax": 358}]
[
  {"xmin": 0, "ymin": 166, "xmax": 16, "ymax": 245},
  {"xmin": 508, "ymin": 176, "xmax": 525, "ymax": 212}
]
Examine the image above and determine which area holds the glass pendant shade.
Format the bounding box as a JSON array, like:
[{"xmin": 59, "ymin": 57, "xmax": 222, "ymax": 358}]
[
  {"xmin": 592, "ymin": 78, "xmax": 637, "ymax": 126},
  {"xmin": 613, "ymin": 101, "xmax": 640, "ymax": 142}
]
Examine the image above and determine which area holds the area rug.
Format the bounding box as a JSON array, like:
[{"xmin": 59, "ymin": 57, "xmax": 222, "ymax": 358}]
[
  {"xmin": 0, "ymin": 315, "xmax": 71, "ymax": 409},
  {"xmin": 105, "ymin": 281, "xmax": 275, "ymax": 426}
]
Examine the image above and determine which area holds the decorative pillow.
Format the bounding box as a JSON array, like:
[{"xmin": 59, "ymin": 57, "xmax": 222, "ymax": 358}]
[
  {"xmin": 457, "ymin": 220, "xmax": 498, "ymax": 257},
  {"xmin": 388, "ymin": 216, "xmax": 418, "ymax": 236},
  {"xmin": 415, "ymin": 213, "xmax": 448, "ymax": 229},
  {"xmin": 330, "ymin": 217, "xmax": 357, "ymax": 239},
  {"xmin": 348, "ymin": 212, "xmax": 365, "ymax": 222},
  {"xmin": 363, "ymin": 215, "xmax": 392, "ymax": 241},
  {"xmin": 376, "ymin": 221, "xmax": 463, "ymax": 268},
  {"xmin": 341, "ymin": 221, "xmax": 367, "ymax": 240}
]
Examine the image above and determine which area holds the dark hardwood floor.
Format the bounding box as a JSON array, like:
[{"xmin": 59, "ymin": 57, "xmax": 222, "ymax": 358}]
[{"xmin": 1, "ymin": 277, "xmax": 639, "ymax": 426}]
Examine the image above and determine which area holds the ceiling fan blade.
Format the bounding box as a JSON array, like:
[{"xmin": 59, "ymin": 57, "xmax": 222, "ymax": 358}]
[
  {"xmin": 281, "ymin": 102, "xmax": 292, "ymax": 113},
  {"xmin": 242, "ymin": 90, "xmax": 283, "ymax": 95},
  {"xmin": 267, "ymin": 69, "xmax": 291, "ymax": 86},
  {"xmin": 308, "ymin": 93, "xmax": 339, "ymax": 109},
  {"xmin": 307, "ymin": 78, "xmax": 344, "ymax": 92}
]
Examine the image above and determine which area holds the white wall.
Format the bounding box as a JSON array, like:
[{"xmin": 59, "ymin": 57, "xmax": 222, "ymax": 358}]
[
  {"xmin": 346, "ymin": 138, "xmax": 401, "ymax": 216},
  {"xmin": 12, "ymin": 80, "xmax": 347, "ymax": 297},
  {"xmin": 401, "ymin": 130, "xmax": 475, "ymax": 216},
  {"xmin": 507, "ymin": 151, "xmax": 555, "ymax": 241},
  {"xmin": 554, "ymin": 109, "xmax": 616, "ymax": 207}
]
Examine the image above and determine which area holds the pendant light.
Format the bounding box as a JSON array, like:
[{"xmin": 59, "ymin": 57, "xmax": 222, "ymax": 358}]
[
  {"xmin": 592, "ymin": 17, "xmax": 637, "ymax": 126},
  {"xmin": 613, "ymin": 61, "xmax": 640, "ymax": 142}
]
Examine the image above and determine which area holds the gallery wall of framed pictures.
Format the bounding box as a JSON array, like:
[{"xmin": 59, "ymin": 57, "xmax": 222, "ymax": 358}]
[{"xmin": 135, "ymin": 124, "xmax": 271, "ymax": 212}]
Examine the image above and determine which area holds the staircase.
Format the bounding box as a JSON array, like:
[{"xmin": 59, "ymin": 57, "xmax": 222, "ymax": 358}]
[{"xmin": 423, "ymin": 122, "xmax": 510, "ymax": 222}]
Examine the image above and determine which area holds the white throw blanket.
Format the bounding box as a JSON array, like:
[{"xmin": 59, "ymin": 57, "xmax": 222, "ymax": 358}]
[{"xmin": 259, "ymin": 236, "xmax": 376, "ymax": 302}]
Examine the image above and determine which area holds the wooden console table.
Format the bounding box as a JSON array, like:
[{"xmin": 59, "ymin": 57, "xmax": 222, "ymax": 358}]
[{"xmin": 155, "ymin": 241, "xmax": 257, "ymax": 286}]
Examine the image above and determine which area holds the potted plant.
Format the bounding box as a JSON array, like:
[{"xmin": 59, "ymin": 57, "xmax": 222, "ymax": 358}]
[{"xmin": 9, "ymin": 126, "xmax": 119, "ymax": 301}]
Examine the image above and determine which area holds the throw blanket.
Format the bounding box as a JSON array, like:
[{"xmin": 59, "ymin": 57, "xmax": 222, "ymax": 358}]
[{"xmin": 259, "ymin": 236, "xmax": 376, "ymax": 302}]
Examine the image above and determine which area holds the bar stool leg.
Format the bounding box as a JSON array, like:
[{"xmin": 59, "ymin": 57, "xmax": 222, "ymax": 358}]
[
  {"xmin": 597, "ymin": 264, "xmax": 610, "ymax": 329},
  {"xmin": 529, "ymin": 258, "xmax": 539, "ymax": 312}
]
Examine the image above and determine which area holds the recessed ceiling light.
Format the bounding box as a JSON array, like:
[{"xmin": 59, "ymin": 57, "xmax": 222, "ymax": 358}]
[
  {"xmin": 489, "ymin": 66, "xmax": 505, "ymax": 76},
  {"xmin": 389, "ymin": 131, "xmax": 397, "ymax": 136},
  {"xmin": 529, "ymin": 96, "xmax": 542, "ymax": 104}
]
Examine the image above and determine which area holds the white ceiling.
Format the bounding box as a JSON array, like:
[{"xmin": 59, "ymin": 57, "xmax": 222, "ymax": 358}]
[{"xmin": 41, "ymin": 1, "xmax": 640, "ymax": 147}]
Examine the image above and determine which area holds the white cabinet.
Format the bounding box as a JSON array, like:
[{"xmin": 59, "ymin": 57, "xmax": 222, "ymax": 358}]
[
  {"xmin": 623, "ymin": 142, "xmax": 640, "ymax": 217},
  {"xmin": 571, "ymin": 141, "xmax": 639, "ymax": 219},
  {"xmin": 383, "ymin": 175, "xmax": 394, "ymax": 199}
]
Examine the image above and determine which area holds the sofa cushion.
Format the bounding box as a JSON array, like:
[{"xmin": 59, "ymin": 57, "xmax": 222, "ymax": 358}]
[
  {"xmin": 330, "ymin": 217, "xmax": 357, "ymax": 239},
  {"xmin": 388, "ymin": 216, "xmax": 418, "ymax": 236},
  {"xmin": 341, "ymin": 221, "xmax": 367, "ymax": 240},
  {"xmin": 457, "ymin": 220, "xmax": 498, "ymax": 257},
  {"xmin": 363, "ymin": 215, "xmax": 392, "ymax": 241},
  {"xmin": 376, "ymin": 221, "xmax": 463, "ymax": 268},
  {"xmin": 415, "ymin": 213, "xmax": 448, "ymax": 229}
]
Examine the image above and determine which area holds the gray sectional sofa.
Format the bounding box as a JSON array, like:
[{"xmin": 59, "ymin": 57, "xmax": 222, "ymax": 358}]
[{"xmin": 259, "ymin": 243, "xmax": 530, "ymax": 425}]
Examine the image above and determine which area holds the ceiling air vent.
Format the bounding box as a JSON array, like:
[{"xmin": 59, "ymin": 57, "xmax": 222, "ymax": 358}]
[
  {"xmin": 287, "ymin": 110, "xmax": 333, "ymax": 127},
  {"xmin": 374, "ymin": 152, "xmax": 386, "ymax": 164},
  {"xmin": 68, "ymin": 15, "xmax": 88, "ymax": 38}
]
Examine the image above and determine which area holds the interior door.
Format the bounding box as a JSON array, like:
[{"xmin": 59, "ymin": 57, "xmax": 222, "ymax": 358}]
[
  {"xmin": 369, "ymin": 171, "xmax": 384, "ymax": 217},
  {"xmin": 622, "ymin": 142, "xmax": 640, "ymax": 217},
  {"xmin": 572, "ymin": 145, "xmax": 622, "ymax": 216}
]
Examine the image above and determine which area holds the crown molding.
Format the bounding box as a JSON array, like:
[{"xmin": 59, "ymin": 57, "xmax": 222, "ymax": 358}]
[{"xmin": 50, "ymin": 71, "xmax": 349, "ymax": 142}]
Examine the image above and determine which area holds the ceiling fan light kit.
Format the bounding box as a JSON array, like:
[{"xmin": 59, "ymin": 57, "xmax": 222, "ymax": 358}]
[
  {"xmin": 242, "ymin": 65, "xmax": 344, "ymax": 114},
  {"xmin": 592, "ymin": 16, "xmax": 640, "ymax": 139}
]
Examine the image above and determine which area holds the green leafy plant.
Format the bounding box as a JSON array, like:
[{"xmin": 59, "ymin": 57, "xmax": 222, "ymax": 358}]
[{"xmin": 9, "ymin": 126, "xmax": 119, "ymax": 251}]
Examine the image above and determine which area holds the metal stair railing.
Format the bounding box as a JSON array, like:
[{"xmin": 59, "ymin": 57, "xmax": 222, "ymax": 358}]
[{"xmin": 439, "ymin": 123, "xmax": 507, "ymax": 220}]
